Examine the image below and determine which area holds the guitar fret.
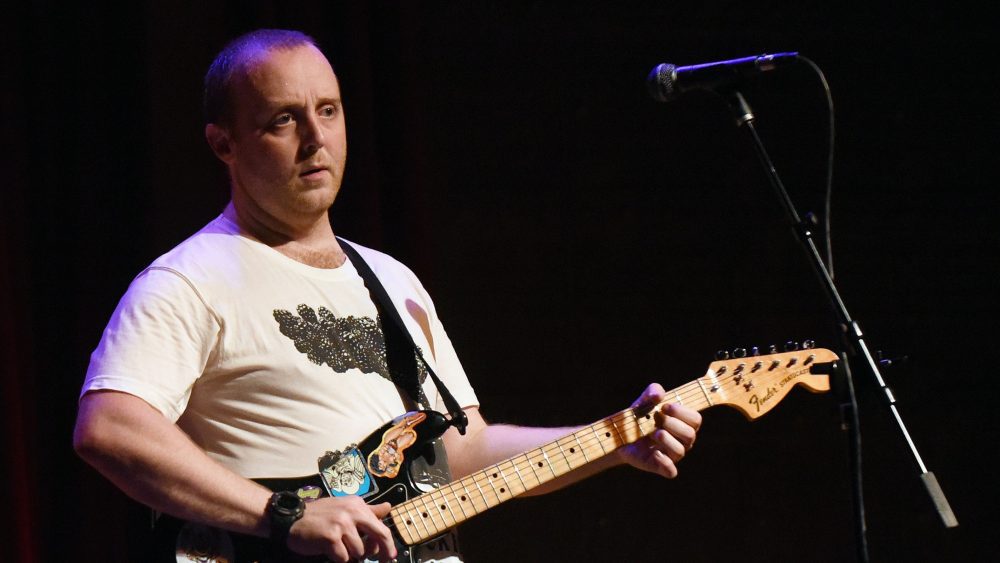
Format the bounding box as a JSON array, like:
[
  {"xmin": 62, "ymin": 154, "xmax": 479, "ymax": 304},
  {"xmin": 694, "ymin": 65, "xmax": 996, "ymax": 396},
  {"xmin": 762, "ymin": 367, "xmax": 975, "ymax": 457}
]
[
  {"xmin": 510, "ymin": 457, "xmax": 529, "ymax": 491},
  {"xmin": 629, "ymin": 408, "xmax": 646, "ymax": 436},
  {"xmin": 392, "ymin": 505, "xmax": 418, "ymax": 545},
  {"xmin": 406, "ymin": 504, "xmax": 426, "ymax": 540},
  {"xmin": 523, "ymin": 454, "xmax": 542, "ymax": 486},
  {"xmin": 423, "ymin": 491, "xmax": 450, "ymax": 534},
  {"xmin": 540, "ymin": 449, "xmax": 557, "ymax": 478},
  {"xmin": 634, "ymin": 407, "xmax": 655, "ymax": 435},
  {"xmin": 522, "ymin": 452, "xmax": 543, "ymax": 485},
  {"xmin": 411, "ymin": 493, "xmax": 443, "ymax": 536},
  {"xmin": 496, "ymin": 463, "xmax": 516, "ymax": 496},
  {"xmin": 555, "ymin": 439, "xmax": 572, "ymax": 471},
  {"xmin": 573, "ymin": 433, "xmax": 591, "ymax": 462},
  {"xmin": 619, "ymin": 414, "xmax": 636, "ymax": 443},
  {"xmin": 634, "ymin": 410, "xmax": 650, "ymax": 439},
  {"xmin": 590, "ymin": 425, "xmax": 609, "ymax": 454},
  {"xmin": 620, "ymin": 413, "xmax": 641, "ymax": 443},
  {"xmin": 439, "ymin": 492, "xmax": 458, "ymax": 527},
  {"xmin": 451, "ymin": 482, "xmax": 472, "ymax": 520},
  {"xmin": 484, "ymin": 467, "xmax": 501, "ymax": 502},
  {"xmin": 696, "ymin": 378, "xmax": 713, "ymax": 406},
  {"xmin": 610, "ymin": 416, "xmax": 626, "ymax": 446},
  {"xmin": 471, "ymin": 474, "xmax": 489, "ymax": 511},
  {"xmin": 461, "ymin": 481, "xmax": 480, "ymax": 514},
  {"xmin": 404, "ymin": 505, "xmax": 424, "ymax": 545}
]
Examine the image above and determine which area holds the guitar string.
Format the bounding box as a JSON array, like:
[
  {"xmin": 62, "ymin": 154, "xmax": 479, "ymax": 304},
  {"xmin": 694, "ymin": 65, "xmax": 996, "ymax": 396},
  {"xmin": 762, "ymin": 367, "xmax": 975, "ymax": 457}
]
[{"xmin": 382, "ymin": 357, "xmax": 822, "ymax": 541}]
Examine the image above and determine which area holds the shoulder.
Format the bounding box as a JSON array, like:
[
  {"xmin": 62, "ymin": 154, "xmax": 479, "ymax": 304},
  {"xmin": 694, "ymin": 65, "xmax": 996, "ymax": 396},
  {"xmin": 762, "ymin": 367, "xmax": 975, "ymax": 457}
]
[
  {"xmin": 338, "ymin": 238, "xmax": 438, "ymax": 311},
  {"xmin": 111, "ymin": 215, "xmax": 249, "ymax": 319},
  {"xmin": 148, "ymin": 215, "xmax": 244, "ymax": 278},
  {"xmin": 338, "ymin": 238, "xmax": 421, "ymax": 282}
]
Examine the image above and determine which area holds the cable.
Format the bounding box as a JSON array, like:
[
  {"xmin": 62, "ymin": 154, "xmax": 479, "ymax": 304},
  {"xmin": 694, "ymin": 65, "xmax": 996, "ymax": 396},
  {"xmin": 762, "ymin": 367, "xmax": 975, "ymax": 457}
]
[{"xmin": 795, "ymin": 55, "xmax": 837, "ymax": 279}]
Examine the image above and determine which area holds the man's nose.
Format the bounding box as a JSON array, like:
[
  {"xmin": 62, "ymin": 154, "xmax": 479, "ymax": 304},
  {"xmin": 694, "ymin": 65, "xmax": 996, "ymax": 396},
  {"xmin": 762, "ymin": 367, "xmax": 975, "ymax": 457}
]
[{"xmin": 300, "ymin": 114, "xmax": 326, "ymax": 155}]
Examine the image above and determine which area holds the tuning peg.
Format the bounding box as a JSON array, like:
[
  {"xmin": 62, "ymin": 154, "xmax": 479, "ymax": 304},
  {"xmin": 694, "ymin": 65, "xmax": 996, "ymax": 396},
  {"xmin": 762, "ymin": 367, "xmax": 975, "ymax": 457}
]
[
  {"xmin": 750, "ymin": 346, "xmax": 760, "ymax": 356},
  {"xmin": 715, "ymin": 350, "xmax": 730, "ymax": 360},
  {"xmin": 802, "ymin": 339, "xmax": 815, "ymax": 350},
  {"xmin": 768, "ymin": 344, "xmax": 778, "ymax": 354},
  {"xmin": 784, "ymin": 340, "xmax": 799, "ymax": 352},
  {"xmin": 733, "ymin": 347, "xmax": 747, "ymax": 358}
]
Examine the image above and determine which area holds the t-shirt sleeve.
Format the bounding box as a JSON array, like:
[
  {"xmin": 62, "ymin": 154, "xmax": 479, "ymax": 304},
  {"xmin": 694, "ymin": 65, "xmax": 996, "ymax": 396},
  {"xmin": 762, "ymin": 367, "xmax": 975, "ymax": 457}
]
[
  {"xmin": 393, "ymin": 261, "xmax": 480, "ymax": 411},
  {"xmin": 81, "ymin": 266, "xmax": 221, "ymax": 421},
  {"xmin": 427, "ymin": 302, "xmax": 479, "ymax": 411}
]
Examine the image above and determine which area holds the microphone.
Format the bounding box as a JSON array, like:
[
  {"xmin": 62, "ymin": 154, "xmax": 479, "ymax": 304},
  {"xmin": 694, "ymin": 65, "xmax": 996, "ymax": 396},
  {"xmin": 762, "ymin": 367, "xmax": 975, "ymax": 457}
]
[{"xmin": 647, "ymin": 52, "xmax": 799, "ymax": 102}]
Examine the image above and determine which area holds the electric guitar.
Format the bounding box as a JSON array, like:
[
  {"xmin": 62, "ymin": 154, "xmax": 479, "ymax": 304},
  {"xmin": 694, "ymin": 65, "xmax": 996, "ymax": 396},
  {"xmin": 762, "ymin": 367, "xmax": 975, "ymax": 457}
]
[{"xmin": 162, "ymin": 346, "xmax": 837, "ymax": 562}]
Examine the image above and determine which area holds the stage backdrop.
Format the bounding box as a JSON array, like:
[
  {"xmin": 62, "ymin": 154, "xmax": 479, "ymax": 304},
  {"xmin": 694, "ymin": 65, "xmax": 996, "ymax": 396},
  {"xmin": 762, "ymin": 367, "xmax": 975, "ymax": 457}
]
[{"xmin": 1, "ymin": 2, "xmax": 995, "ymax": 561}]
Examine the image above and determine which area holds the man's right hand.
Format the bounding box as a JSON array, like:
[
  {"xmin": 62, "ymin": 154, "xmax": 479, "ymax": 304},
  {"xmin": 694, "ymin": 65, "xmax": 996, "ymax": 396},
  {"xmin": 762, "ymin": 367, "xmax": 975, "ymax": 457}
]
[{"xmin": 287, "ymin": 497, "xmax": 396, "ymax": 562}]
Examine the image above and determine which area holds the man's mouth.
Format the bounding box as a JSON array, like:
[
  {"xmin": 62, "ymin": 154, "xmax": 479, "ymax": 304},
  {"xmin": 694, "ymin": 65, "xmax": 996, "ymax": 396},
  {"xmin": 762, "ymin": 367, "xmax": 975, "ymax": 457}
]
[{"xmin": 300, "ymin": 166, "xmax": 329, "ymax": 177}]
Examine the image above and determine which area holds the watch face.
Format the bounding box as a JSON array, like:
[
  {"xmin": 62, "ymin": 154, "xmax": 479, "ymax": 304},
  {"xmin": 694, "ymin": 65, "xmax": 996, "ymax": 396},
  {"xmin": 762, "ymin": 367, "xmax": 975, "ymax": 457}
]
[{"xmin": 272, "ymin": 491, "xmax": 304, "ymax": 516}]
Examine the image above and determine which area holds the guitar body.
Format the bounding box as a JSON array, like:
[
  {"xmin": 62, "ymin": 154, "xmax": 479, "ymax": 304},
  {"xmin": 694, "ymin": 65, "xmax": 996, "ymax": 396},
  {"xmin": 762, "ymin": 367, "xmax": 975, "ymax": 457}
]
[{"xmin": 159, "ymin": 410, "xmax": 455, "ymax": 563}]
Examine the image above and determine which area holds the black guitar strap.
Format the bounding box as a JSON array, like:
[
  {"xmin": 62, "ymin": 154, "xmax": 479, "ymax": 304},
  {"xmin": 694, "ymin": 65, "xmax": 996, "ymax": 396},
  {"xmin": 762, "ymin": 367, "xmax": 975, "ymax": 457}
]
[{"xmin": 338, "ymin": 238, "xmax": 468, "ymax": 435}]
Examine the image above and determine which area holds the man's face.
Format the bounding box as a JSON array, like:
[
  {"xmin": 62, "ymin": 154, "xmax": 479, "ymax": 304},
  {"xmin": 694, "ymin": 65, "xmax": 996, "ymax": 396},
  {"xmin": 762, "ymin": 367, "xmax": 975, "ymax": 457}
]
[{"xmin": 218, "ymin": 45, "xmax": 347, "ymax": 227}]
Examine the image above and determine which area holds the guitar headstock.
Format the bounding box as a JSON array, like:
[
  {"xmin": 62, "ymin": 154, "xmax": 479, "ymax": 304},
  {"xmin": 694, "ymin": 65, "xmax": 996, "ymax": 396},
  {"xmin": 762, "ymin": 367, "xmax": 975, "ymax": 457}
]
[{"xmin": 703, "ymin": 347, "xmax": 838, "ymax": 420}]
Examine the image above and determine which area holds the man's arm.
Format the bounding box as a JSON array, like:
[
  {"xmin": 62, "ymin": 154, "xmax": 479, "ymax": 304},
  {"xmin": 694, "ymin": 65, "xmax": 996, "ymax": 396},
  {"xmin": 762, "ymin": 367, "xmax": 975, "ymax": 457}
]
[
  {"xmin": 442, "ymin": 383, "xmax": 701, "ymax": 495},
  {"xmin": 73, "ymin": 390, "xmax": 397, "ymax": 562}
]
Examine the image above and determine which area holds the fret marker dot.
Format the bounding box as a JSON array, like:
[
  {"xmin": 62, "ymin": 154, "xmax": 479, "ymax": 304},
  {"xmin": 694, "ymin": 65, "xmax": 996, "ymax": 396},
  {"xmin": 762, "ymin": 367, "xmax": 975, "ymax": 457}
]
[
  {"xmin": 570, "ymin": 448, "xmax": 576, "ymax": 453},
  {"xmin": 538, "ymin": 462, "xmax": 543, "ymax": 467},
  {"xmin": 492, "ymin": 473, "xmax": 498, "ymax": 478},
  {"xmin": 422, "ymin": 512, "xmax": 428, "ymax": 518},
  {"xmin": 440, "ymin": 505, "xmax": 446, "ymax": 510},
  {"xmin": 461, "ymin": 496, "xmax": 467, "ymax": 501},
  {"xmin": 500, "ymin": 487, "xmax": 506, "ymax": 493},
  {"xmin": 605, "ymin": 432, "xmax": 611, "ymax": 437}
]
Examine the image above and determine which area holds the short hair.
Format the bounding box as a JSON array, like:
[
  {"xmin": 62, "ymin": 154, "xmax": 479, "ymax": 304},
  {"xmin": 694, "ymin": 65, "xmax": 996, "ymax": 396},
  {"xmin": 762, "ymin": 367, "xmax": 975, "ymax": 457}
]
[{"xmin": 203, "ymin": 29, "xmax": 319, "ymax": 125}]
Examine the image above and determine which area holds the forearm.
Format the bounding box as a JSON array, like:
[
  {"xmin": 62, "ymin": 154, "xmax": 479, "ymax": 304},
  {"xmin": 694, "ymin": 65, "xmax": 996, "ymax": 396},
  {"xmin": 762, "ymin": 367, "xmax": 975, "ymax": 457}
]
[{"xmin": 73, "ymin": 390, "xmax": 272, "ymax": 537}]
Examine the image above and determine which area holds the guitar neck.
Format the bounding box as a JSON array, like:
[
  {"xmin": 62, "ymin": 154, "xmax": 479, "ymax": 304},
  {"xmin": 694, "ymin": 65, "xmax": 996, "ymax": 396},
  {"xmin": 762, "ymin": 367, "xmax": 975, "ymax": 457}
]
[
  {"xmin": 388, "ymin": 346, "xmax": 834, "ymax": 546},
  {"xmin": 388, "ymin": 379, "xmax": 713, "ymax": 546}
]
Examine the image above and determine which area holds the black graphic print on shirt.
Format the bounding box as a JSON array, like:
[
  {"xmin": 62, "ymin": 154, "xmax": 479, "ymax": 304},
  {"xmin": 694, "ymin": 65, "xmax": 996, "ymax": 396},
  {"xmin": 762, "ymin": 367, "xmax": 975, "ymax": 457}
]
[{"xmin": 273, "ymin": 304, "xmax": 430, "ymax": 406}]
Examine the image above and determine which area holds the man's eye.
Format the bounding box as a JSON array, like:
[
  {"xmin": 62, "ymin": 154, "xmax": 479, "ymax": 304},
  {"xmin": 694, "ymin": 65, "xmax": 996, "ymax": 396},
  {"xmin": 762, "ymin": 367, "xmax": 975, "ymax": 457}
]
[
  {"xmin": 273, "ymin": 114, "xmax": 293, "ymax": 126},
  {"xmin": 320, "ymin": 105, "xmax": 339, "ymax": 118}
]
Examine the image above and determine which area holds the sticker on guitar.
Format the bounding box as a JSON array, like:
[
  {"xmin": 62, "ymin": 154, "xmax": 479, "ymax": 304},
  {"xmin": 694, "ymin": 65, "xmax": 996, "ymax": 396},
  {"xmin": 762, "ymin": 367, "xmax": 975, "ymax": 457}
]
[
  {"xmin": 367, "ymin": 411, "xmax": 427, "ymax": 478},
  {"xmin": 319, "ymin": 447, "xmax": 378, "ymax": 498}
]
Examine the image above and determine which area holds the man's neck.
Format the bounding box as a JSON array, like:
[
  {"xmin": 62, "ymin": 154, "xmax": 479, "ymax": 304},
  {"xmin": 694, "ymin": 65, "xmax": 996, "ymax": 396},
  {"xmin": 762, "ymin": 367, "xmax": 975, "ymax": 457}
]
[{"xmin": 223, "ymin": 202, "xmax": 347, "ymax": 269}]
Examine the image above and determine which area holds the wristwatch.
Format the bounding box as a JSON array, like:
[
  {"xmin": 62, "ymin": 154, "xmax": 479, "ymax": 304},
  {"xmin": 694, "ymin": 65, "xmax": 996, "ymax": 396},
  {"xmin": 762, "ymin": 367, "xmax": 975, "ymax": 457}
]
[{"xmin": 267, "ymin": 490, "xmax": 306, "ymax": 546}]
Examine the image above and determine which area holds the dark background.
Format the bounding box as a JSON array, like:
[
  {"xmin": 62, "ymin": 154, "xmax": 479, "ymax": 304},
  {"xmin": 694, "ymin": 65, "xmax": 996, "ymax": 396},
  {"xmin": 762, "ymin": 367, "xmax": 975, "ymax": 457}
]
[{"xmin": 2, "ymin": 2, "xmax": 995, "ymax": 561}]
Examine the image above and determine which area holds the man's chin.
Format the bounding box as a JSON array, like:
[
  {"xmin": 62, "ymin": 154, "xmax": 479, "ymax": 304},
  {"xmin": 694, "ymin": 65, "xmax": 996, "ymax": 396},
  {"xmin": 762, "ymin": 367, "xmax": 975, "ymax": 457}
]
[{"xmin": 293, "ymin": 186, "xmax": 339, "ymax": 213}]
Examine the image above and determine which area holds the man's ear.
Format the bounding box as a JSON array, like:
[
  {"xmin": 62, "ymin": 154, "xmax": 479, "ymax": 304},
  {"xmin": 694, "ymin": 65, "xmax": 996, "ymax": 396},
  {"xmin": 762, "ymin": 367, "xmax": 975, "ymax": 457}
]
[{"xmin": 205, "ymin": 123, "xmax": 235, "ymax": 163}]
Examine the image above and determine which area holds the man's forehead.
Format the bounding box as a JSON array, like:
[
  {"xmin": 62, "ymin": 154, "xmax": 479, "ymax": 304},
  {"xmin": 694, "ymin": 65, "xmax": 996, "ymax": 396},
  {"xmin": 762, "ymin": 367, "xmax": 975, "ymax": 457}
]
[{"xmin": 235, "ymin": 46, "xmax": 340, "ymax": 106}]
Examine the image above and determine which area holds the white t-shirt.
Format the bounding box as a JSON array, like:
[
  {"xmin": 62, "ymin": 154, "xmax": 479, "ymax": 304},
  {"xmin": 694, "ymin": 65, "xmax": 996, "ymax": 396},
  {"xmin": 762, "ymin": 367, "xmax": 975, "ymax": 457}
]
[{"xmin": 82, "ymin": 215, "xmax": 479, "ymax": 479}]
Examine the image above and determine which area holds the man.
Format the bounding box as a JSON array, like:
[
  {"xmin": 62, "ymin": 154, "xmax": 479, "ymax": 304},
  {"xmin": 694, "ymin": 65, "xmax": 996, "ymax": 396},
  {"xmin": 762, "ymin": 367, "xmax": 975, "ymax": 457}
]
[{"xmin": 73, "ymin": 29, "xmax": 701, "ymax": 562}]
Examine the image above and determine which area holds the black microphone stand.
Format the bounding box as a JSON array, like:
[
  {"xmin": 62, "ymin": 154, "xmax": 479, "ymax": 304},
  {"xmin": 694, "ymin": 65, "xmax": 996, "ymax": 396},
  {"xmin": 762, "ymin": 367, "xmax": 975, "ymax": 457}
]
[{"xmin": 721, "ymin": 89, "xmax": 958, "ymax": 563}]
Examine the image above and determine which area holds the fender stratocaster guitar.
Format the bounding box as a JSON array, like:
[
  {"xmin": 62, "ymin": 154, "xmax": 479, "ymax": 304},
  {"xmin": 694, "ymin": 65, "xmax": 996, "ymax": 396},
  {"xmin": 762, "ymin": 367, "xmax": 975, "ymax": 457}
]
[{"xmin": 162, "ymin": 346, "xmax": 837, "ymax": 562}]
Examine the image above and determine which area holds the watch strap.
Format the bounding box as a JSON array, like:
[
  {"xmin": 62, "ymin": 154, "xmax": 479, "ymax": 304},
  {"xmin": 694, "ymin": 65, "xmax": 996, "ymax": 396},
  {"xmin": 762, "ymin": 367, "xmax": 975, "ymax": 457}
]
[{"xmin": 267, "ymin": 491, "xmax": 305, "ymax": 547}]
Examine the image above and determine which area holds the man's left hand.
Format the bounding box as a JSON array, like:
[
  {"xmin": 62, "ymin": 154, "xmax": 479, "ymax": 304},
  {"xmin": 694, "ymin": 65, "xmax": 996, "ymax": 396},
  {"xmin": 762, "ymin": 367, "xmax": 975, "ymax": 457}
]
[{"xmin": 617, "ymin": 383, "xmax": 702, "ymax": 479}]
